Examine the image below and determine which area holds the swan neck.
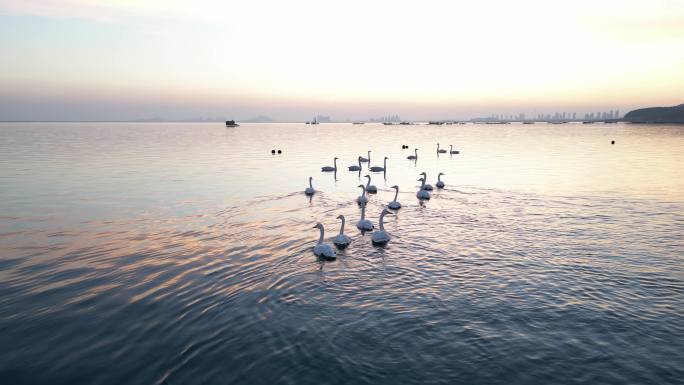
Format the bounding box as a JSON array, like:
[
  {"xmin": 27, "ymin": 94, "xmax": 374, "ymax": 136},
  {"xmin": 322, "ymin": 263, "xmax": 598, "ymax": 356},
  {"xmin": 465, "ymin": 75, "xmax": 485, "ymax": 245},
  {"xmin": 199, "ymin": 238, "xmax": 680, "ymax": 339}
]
[
  {"xmin": 318, "ymin": 226, "xmax": 324, "ymax": 244},
  {"xmin": 438, "ymin": 174, "xmax": 442, "ymax": 182},
  {"xmin": 309, "ymin": 178, "xmax": 312, "ymax": 188},
  {"xmin": 379, "ymin": 211, "xmax": 386, "ymax": 231},
  {"xmin": 393, "ymin": 187, "xmax": 399, "ymax": 201},
  {"xmin": 361, "ymin": 205, "xmax": 365, "ymax": 220},
  {"xmin": 365, "ymin": 176, "xmax": 370, "ymax": 187},
  {"xmin": 339, "ymin": 217, "xmax": 345, "ymax": 234}
]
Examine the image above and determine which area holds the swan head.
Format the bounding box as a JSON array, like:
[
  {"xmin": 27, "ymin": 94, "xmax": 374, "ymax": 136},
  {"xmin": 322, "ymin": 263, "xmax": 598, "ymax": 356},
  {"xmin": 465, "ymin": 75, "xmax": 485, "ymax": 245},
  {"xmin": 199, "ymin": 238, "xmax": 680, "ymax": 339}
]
[
  {"xmin": 417, "ymin": 177, "xmax": 425, "ymax": 182},
  {"xmin": 384, "ymin": 157, "xmax": 388, "ymax": 160},
  {"xmin": 334, "ymin": 157, "xmax": 338, "ymax": 160},
  {"xmin": 313, "ymin": 223, "xmax": 323, "ymax": 229},
  {"xmin": 391, "ymin": 185, "xmax": 398, "ymax": 189},
  {"xmin": 365, "ymin": 174, "xmax": 371, "ymax": 180},
  {"xmin": 438, "ymin": 172, "xmax": 444, "ymax": 176},
  {"xmin": 336, "ymin": 214, "xmax": 344, "ymax": 220},
  {"xmin": 357, "ymin": 184, "xmax": 365, "ymax": 189},
  {"xmin": 309, "ymin": 176, "xmax": 313, "ymax": 181},
  {"xmin": 381, "ymin": 208, "xmax": 393, "ymax": 216},
  {"xmin": 420, "ymin": 172, "xmax": 427, "ymax": 177}
]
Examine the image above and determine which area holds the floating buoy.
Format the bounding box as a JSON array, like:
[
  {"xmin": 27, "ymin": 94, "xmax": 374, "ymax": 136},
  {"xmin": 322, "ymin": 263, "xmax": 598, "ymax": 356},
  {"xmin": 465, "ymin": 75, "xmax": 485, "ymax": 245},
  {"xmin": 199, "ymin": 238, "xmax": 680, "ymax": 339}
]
[
  {"xmin": 611, "ymin": 140, "xmax": 615, "ymax": 145},
  {"xmin": 277, "ymin": 150, "xmax": 282, "ymax": 154},
  {"xmin": 271, "ymin": 149, "xmax": 276, "ymax": 154}
]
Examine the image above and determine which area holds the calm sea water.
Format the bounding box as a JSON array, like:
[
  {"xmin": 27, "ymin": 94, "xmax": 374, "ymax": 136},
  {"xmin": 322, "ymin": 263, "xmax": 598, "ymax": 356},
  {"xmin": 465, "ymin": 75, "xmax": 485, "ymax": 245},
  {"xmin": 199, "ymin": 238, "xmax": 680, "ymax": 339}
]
[{"xmin": 1, "ymin": 122, "xmax": 683, "ymax": 385}]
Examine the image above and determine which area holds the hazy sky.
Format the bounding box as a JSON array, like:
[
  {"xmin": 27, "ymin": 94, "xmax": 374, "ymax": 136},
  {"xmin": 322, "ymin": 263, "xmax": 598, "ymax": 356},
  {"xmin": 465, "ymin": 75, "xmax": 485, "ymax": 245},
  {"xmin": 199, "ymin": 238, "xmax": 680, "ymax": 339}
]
[{"xmin": 1, "ymin": 0, "xmax": 683, "ymax": 121}]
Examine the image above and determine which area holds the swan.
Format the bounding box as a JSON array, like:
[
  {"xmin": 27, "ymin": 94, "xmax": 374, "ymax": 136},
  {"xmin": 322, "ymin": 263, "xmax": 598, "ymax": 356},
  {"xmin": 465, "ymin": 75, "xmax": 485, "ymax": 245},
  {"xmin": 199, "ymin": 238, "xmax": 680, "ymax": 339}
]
[
  {"xmin": 304, "ymin": 176, "xmax": 315, "ymax": 195},
  {"xmin": 371, "ymin": 208, "xmax": 393, "ymax": 245},
  {"xmin": 364, "ymin": 174, "xmax": 378, "ymax": 194},
  {"xmin": 333, "ymin": 215, "xmax": 352, "ymax": 249},
  {"xmin": 321, "ymin": 157, "xmax": 338, "ymax": 172},
  {"xmin": 437, "ymin": 143, "xmax": 447, "ymax": 153},
  {"xmin": 348, "ymin": 156, "xmax": 362, "ymax": 171},
  {"xmin": 449, "ymin": 145, "xmax": 459, "ymax": 154},
  {"xmin": 436, "ymin": 172, "xmax": 445, "ymax": 188},
  {"xmin": 359, "ymin": 150, "xmax": 371, "ymax": 163},
  {"xmin": 356, "ymin": 204, "xmax": 374, "ymax": 231},
  {"xmin": 407, "ymin": 148, "xmax": 418, "ymax": 160},
  {"xmin": 416, "ymin": 177, "xmax": 431, "ymax": 200},
  {"xmin": 356, "ymin": 184, "xmax": 368, "ymax": 205},
  {"xmin": 419, "ymin": 172, "xmax": 434, "ymax": 190},
  {"xmin": 312, "ymin": 223, "xmax": 336, "ymax": 260},
  {"xmin": 388, "ymin": 185, "xmax": 401, "ymax": 209},
  {"xmin": 369, "ymin": 157, "xmax": 387, "ymax": 172}
]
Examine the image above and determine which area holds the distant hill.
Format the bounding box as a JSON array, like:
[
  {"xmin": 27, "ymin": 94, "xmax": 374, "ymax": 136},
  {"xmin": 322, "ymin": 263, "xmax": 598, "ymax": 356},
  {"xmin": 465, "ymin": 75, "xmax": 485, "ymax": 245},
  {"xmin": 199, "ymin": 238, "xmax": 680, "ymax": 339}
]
[
  {"xmin": 623, "ymin": 103, "xmax": 684, "ymax": 123},
  {"xmin": 242, "ymin": 115, "xmax": 275, "ymax": 123}
]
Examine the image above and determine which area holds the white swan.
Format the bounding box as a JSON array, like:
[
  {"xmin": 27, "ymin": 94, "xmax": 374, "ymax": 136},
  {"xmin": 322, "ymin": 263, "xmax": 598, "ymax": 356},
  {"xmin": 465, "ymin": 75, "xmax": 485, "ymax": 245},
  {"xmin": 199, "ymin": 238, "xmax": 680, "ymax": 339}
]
[
  {"xmin": 449, "ymin": 145, "xmax": 459, "ymax": 154},
  {"xmin": 321, "ymin": 157, "xmax": 338, "ymax": 172},
  {"xmin": 407, "ymin": 148, "xmax": 418, "ymax": 160},
  {"xmin": 416, "ymin": 177, "xmax": 431, "ymax": 200},
  {"xmin": 356, "ymin": 184, "xmax": 368, "ymax": 205},
  {"xmin": 437, "ymin": 143, "xmax": 447, "ymax": 153},
  {"xmin": 312, "ymin": 223, "xmax": 336, "ymax": 260},
  {"xmin": 369, "ymin": 157, "xmax": 387, "ymax": 172},
  {"xmin": 356, "ymin": 204, "xmax": 373, "ymax": 231},
  {"xmin": 419, "ymin": 172, "xmax": 434, "ymax": 190},
  {"xmin": 436, "ymin": 172, "xmax": 445, "ymax": 188},
  {"xmin": 333, "ymin": 215, "xmax": 352, "ymax": 249},
  {"xmin": 359, "ymin": 150, "xmax": 370, "ymax": 163},
  {"xmin": 364, "ymin": 174, "xmax": 378, "ymax": 194},
  {"xmin": 304, "ymin": 176, "xmax": 315, "ymax": 195},
  {"xmin": 348, "ymin": 156, "xmax": 362, "ymax": 171},
  {"xmin": 372, "ymin": 208, "xmax": 393, "ymax": 246},
  {"xmin": 388, "ymin": 185, "xmax": 401, "ymax": 210}
]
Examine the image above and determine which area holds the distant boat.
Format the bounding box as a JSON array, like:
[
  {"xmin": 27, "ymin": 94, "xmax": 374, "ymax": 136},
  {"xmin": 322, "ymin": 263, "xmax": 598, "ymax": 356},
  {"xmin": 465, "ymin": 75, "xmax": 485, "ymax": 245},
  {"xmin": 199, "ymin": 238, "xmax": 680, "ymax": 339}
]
[
  {"xmin": 352, "ymin": 122, "xmax": 365, "ymax": 125},
  {"xmin": 399, "ymin": 122, "xmax": 414, "ymax": 125},
  {"xmin": 523, "ymin": 121, "xmax": 534, "ymax": 124},
  {"xmin": 582, "ymin": 121, "xmax": 594, "ymax": 124},
  {"xmin": 383, "ymin": 122, "xmax": 394, "ymax": 125},
  {"xmin": 428, "ymin": 121, "xmax": 444, "ymax": 125},
  {"xmin": 225, "ymin": 120, "xmax": 239, "ymax": 127}
]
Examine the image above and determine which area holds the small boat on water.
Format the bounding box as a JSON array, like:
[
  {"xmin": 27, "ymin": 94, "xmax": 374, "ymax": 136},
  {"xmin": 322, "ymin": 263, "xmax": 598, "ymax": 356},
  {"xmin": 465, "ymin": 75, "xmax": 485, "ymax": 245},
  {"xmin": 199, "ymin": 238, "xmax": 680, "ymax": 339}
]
[
  {"xmin": 352, "ymin": 122, "xmax": 365, "ymax": 125},
  {"xmin": 383, "ymin": 122, "xmax": 394, "ymax": 125},
  {"xmin": 225, "ymin": 120, "xmax": 239, "ymax": 127}
]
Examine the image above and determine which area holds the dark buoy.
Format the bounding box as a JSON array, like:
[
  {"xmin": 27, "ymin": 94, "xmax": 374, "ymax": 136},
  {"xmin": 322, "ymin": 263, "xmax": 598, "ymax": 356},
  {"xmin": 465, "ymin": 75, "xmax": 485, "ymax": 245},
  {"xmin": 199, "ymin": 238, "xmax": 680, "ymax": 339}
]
[
  {"xmin": 271, "ymin": 149, "xmax": 276, "ymax": 154},
  {"xmin": 611, "ymin": 140, "xmax": 615, "ymax": 145},
  {"xmin": 277, "ymin": 150, "xmax": 282, "ymax": 154}
]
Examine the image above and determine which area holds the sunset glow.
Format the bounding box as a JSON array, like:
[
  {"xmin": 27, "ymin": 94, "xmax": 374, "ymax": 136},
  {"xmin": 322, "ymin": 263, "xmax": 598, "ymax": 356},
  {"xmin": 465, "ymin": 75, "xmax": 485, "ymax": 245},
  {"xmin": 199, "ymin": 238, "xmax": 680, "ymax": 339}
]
[{"xmin": 1, "ymin": 0, "xmax": 683, "ymax": 120}]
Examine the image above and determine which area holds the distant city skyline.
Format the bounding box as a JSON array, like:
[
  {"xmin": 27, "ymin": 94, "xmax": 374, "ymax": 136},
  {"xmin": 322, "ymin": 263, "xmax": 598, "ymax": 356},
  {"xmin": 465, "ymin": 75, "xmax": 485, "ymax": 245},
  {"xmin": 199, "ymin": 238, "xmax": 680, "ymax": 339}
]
[{"xmin": 1, "ymin": 0, "xmax": 683, "ymax": 121}]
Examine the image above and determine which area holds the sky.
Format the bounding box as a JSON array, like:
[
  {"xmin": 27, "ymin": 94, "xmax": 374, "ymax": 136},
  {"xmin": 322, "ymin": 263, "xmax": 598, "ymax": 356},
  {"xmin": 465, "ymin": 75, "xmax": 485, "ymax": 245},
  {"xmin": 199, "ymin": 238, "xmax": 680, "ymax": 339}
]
[{"xmin": 0, "ymin": 0, "xmax": 683, "ymax": 121}]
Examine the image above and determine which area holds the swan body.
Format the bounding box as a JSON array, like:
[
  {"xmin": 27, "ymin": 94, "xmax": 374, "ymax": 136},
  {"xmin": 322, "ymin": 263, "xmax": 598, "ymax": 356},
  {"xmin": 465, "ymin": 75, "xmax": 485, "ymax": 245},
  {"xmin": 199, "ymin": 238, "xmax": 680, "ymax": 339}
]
[
  {"xmin": 333, "ymin": 215, "xmax": 352, "ymax": 249},
  {"xmin": 436, "ymin": 172, "xmax": 445, "ymax": 188},
  {"xmin": 321, "ymin": 157, "xmax": 338, "ymax": 172},
  {"xmin": 304, "ymin": 176, "xmax": 315, "ymax": 195},
  {"xmin": 416, "ymin": 178, "xmax": 431, "ymax": 200},
  {"xmin": 359, "ymin": 150, "xmax": 371, "ymax": 163},
  {"xmin": 312, "ymin": 223, "xmax": 336, "ymax": 260},
  {"xmin": 449, "ymin": 145, "xmax": 459, "ymax": 154},
  {"xmin": 356, "ymin": 204, "xmax": 374, "ymax": 231},
  {"xmin": 356, "ymin": 184, "xmax": 368, "ymax": 205},
  {"xmin": 364, "ymin": 174, "xmax": 377, "ymax": 194},
  {"xmin": 437, "ymin": 143, "xmax": 447, "ymax": 153},
  {"xmin": 419, "ymin": 172, "xmax": 433, "ymax": 190},
  {"xmin": 372, "ymin": 208, "xmax": 392, "ymax": 246},
  {"xmin": 388, "ymin": 185, "xmax": 401, "ymax": 210},
  {"xmin": 348, "ymin": 157, "xmax": 362, "ymax": 171},
  {"xmin": 407, "ymin": 148, "xmax": 418, "ymax": 160},
  {"xmin": 369, "ymin": 157, "xmax": 387, "ymax": 172}
]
